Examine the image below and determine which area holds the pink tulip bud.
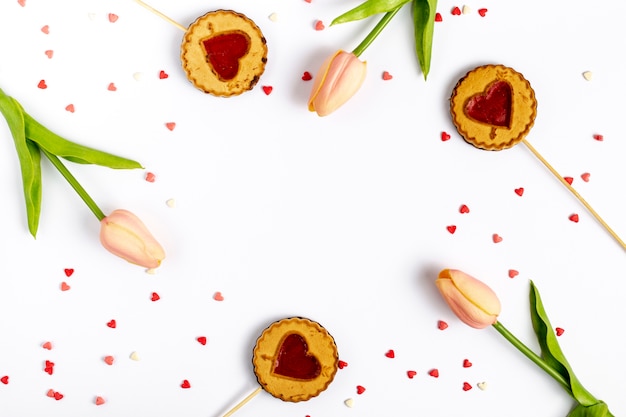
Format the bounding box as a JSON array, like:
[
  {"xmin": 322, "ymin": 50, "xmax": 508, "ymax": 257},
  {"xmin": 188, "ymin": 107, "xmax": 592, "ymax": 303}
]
[
  {"xmin": 308, "ymin": 50, "xmax": 367, "ymax": 117},
  {"xmin": 100, "ymin": 209, "xmax": 165, "ymax": 268},
  {"xmin": 436, "ymin": 269, "xmax": 501, "ymax": 329}
]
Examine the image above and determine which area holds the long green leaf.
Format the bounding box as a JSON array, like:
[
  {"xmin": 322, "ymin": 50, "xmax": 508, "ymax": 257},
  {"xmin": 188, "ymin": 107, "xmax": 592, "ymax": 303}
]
[
  {"xmin": 567, "ymin": 401, "xmax": 612, "ymax": 417},
  {"xmin": 412, "ymin": 0, "xmax": 437, "ymax": 79},
  {"xmin": 0, "ymin": 89, "xmax": 42, "ymax": 237},
  {"xmin": 529, "ymin": 281, "xmax": 599, "ymax": 407},
  {"xmin": 332, "ymin": 0, "xmax": 411, "ymax": 25}
]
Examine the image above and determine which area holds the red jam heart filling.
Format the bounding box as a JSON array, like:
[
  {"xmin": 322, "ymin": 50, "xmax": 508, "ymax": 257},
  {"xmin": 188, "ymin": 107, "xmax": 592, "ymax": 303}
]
[
  {"xmin": 202, "ymin": 32, "xmax": 251, "ymax": 81},
  {"xmin": 465, "ymin": 81, "xmax": 512, "ymax": 127},
  {"xmin": 273, "ymin": 333, "xmax": 321, "ymax": 380}
]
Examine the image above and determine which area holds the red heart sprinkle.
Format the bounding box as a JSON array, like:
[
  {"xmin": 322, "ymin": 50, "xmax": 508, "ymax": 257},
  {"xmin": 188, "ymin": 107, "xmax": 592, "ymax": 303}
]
[
  {"xmin": 65, "ymin": 104, "xmax": 75, "ymax": 113},
  {"xmin": 459, "ymin": 204, "xmax": 470, "ymax": 214},
  {"xmin": 64, "ymin": 268, "xmax": 74, "ymax": 277},
  {"xmin": 151, "ymin": 292, "xmax": 160, "ymax": 301},
  {"xmin": 1, "ymin": 376, "xmax": 8, "ymax": 384},
  {"xmin": 159, "ymin": 70, "xmax": 169, "ymax": 79},
  {"xmin": 508, "ymin": 269, "xmax": 519, "ymax": 278},
  {"xmin": 451, "ymin": 6, "xmax": 461, "ymax": 15},
  {"xmin": 435, "ymin": 12, "xmax": 443, "ymax": 22},
  {"xmin": 314, "ymin": 20, "xmax": 325, "ymax": 30},
  {"xmin": 478, "ymin": 8, "xmax": 488, "ymax": 17},
  {"xmin": 441, "ymin": 131, "xmax": 451, "ymax": 141},
  {"xmin": 262, "ymin": 86, "xmax": 273, "ymax": 95},
  {"xmin": 38, "ymin": 80, "xmax": 47, "ymax": 89},
  {"xmin": 41, "ymin": 25, "xmax": 50, "ymax": 34},
  {"xmin": 181, "ymin": 380, "xmax": 191, "ymax": 389},
  {"xmin": 95, "ymin": 396, "xmax": 106, "ymax": 405},
  {"xmin": 569, "ymin": 214, "xmax": 579, "ymax": 223},
  {"xmin": 447, "ymin": 225, "xmax": 457, "ymax": 234},
  {"xmin": 45, "ymin": 50, "xmax": 53, "ymax": 59},
  {"xmin": 302, "ymin": 71, "xmax": 313, "ymax": 81},
  {"xmin": 107, "ymin": 320, "xmax": 116, "ymax": 328},
  {"xmin": 429, "ymin": 369, "xmax": 439, "ymax": 378},
  {"xmin": 338, "ymin": 360, "xmax": 348, "ymax": 369},
  {"xmin": 145, "ymin": 172, "xmax": 156, "ymax": 182},
  {"xmin": 382, "ymin": 71, "xmax": 393, "ymax": 80},
  {"xmin": 564, "ymin": 176, "xmax": 574, "ymax": 185},
  {"xmin": 592, "ymin": 134, "xmax": 604, "ymax": 141},
  {"xmin": 463, "ymin": 382, "xmax": 473, "ymax": 391},
  {"xmin": 107, "ymin": 83, "xmax": 117, "ymax": 91},
  {"xmin": 385, "ymin": 349, "xmax": 395, "ymax": 359},
  {"xmin": 213, "ymin": 292, "xmax": 224, "ymax": 301},
  {"xmin": 44, "ymin": 360, "xmax": 54, "ymax": 375},
  {"xmin": 407, "ymin": 370, "xmax": 417, "ymax": 379},
  {"xmin": 356, "ymin": 385, "xmax": 366, "ymax": 395},
  {"xmin": 108, "ymin": 13, "xmax": 118, "ymax": 23},
  {"xmin": 54, "ymin": 391, "xmax": 64, "ymax": 400},
  {"xmin": 42, "ymin": 341, "xmax": 53, "ymax": 350},
  {"xmin": 492, "ymin": 234, "xmax": 503, "ymax": 243},
  {"xmin": 104, "ymin": 356, "xmax": 114, "ymax": 365},
  {"xmin": 60, "ymin": 282, "xmax": 70, "ymax": 291},
  {"xmin": 514, "ymin": 187, "xmax": 524, "ymax": 196},
  {"xmin": 463, "ymin": 359, "xmax": 472, "ymax": 368},
  {"xmin": 165, "ymin": 122, "xmax": 176, "ymax": 131},
  {"xmin": 555, "ymin": 327, "xmax": 565, "ymax": 336},
  {"xmin": 197, "ymin": 336, "xmax": 207, "ymax": 345},
  {"xmin": 581, "ymin": 172, "xmax": 590, "ymax": 182},
  {"xmin": 437, "ymin": 320, "xmax": 448, "ymax": 330}
]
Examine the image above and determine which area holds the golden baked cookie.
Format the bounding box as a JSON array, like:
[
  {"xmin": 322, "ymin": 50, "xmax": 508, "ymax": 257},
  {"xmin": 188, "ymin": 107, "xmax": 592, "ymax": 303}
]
[
  {"xmin": 252, "ymin": 317, "xmax": 339, "ymax": 402},
  {"xmin": 450, "ymin": 65, "xmax": 537, "ymax": 150},
  {"xmin": 180, "ymin": 10, "xmax": 267, "ymax": 97}
]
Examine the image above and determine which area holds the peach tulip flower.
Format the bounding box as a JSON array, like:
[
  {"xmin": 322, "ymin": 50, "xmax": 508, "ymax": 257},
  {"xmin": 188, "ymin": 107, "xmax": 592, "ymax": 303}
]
[
  {"xmin": 100, "ymin": 209, "xmax": 165, "ymax": 269},
  {"xmin": 436, "ymin": 269, "xmax": 501, "ymax": 329},
  {"xmin": 308, "ymin": 50, "xmax": 367, "ymax": 117}
]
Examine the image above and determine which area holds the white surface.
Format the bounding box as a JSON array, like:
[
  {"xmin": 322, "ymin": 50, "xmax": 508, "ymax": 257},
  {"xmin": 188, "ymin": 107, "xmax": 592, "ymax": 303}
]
[{"xmin": 0, "ymin": 0, "xmax": 624, "ymax": 416}]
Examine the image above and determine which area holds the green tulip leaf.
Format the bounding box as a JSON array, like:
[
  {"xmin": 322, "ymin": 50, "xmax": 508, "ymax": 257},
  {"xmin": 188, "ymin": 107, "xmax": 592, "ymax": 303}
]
[
  {"xmin": 568, "ymin": 401, "xmax": 612, "ymax": 417},
  {"xmin": 412, "ymin": 0, "xmax": 437, "ymax": 79},
  {"xmin": 529, "ymin": 281, "xmax": 602, "ymax": 408},
  {"xmin": 332, "ymin": 0, "xmax": 411, "ymax": 25}
]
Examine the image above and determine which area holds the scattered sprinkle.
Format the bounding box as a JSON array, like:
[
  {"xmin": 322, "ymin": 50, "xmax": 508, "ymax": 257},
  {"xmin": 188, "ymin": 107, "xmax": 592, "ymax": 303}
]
[
  {"xmin": 382, "ymin": 71, "xmax": 393, "ymax": 80},
  {"xmin": 429, "ymin": 369, "xmax": 439, "ymax": 378},
  {"xmin": 492, "ymin": 234, "xmax": 503, "ymax": 243},
  {"xmin": 462, "ymin": 5, "xmax": 471, "ymax": 14},
  {"xmin": 569, "ymin": 214, "xmax": 579, "ymax": 223},
  {"xmin": 47, "ymin": 389, "xmax": 64, "ymax": 400},
  {"xmin": 146, "ymin": 268, "xmax": 157, "ymax": 275},
  {"xmin": 159, "ymin": 70, "xmax": 169, "ymax": 79},
  {"xmin": 268, "ymin": 12, "xmax": 279, "ymax": 22},
  {"xmin": 302, "ymin": 71, "xmax": 313, "ymax": 81},
  {"xmin": 564, "ymin": 176, "xmax": 574, "ymax": 185},
  {"xmin": 213, "ymin": 291, "xmax": 224, "ymax": 301},
  {"xmin": 477, "ymin": 381, "xmax": 488, "ymax": 390},
  {"xmin": 304, "ymin": 0, "xmax": 312, "ymax": 3},
  {"xmin": 44, "ymin": 360, "xmax": 54, "ymax": 375},
  {"xmin": 181, "ymin": 379, "xmax": 191, "ymax": 389},
  {"xmin": 64, "ymin": 268, "xmax": 74, "ymax": 277},
  {"xmin": 41, "ymin": 25, "xmax": 50, "ymax": 34},
  {"xmin": 459, "ymin": 204, "xmax": 470, "ymax": 214},
  {"xmin": 107, "ymin": 319, "xmax": 116, "ymax": 329},
  {"xmin": 107, "ymin": 82, "xmax": 117, "ymax": 92},
  {"xmin": 108, "ymin": 13, "xmax": 119, "ymax": 23},
  {"xmin": 407, "ymin": 370, "xmax": 417, "ymax": 379},
  {"xmin": 437, "ymin": 320, "xmax": 448, "ymax": 330},
  {"xmin": 344, "ymin": 398, "xmax": 354, "ymax": 408},
  {"xmin": 87, "ymin": 13, "xmax": 97, "ymax": 21},
  {"xmin": 104, "ymin": 356, "xmax": 114, "ymax": 365},
  {"xmin": 197, "ymin": 336, "xmax": 207, "ymax": 345},
  {"xmin": 555, "ymin": 327, "xmax": 565, "ymax": 336},
  {"xmin": 0, "ymin": 376, "xmax": 8, "ymax": 384},
  {"xmin": 582, "ymin": 71, "xmax": 593, "ymax": 81},
  {"xmin": 60, "ymin": 282, "xmax": 70, "ymax": 291},
  {"xmin": 65, "ymin": 104, "xmax": 75, "ymax": 113},
  {"xmin": 166, "ymin": 198, "xmax": 176, "ymax": 208},
  {"xmin": 581, "ymin": 172, "xmax": 590, "ymax": 182},
  {"xmin": 356, "ymin": 385, "xmax": 366, "ymax": 395},
  {"xmin": 463, "ymin": 382, "xmax": 473, "ymax": 391},
  {"xmin": 385, "ymin": 349, "xmax": 395, "ymax": 359},
  {"xmin": 435, "ymin": 12, "xmax": 443, "ymax": 22},
  {"xmin": 508, "ymin": 269, "xmax": 519, "ymax": 278},
  {"xmin": 592, "ymin": 134, "xmax": 604, "ymax": 141},
  {"xmin": 463, "ymin": 359, "xmax": 472, "ymax": 368},
  {"xmin": 165, "ymin": 122, "xmax": 176, "ymax": 131},
  {"xmin": 478, "ymin": 8, "xmax": 488, "ymax": 17},
  {"xmin": 440, "ymin": 131, "xmax": 451, "ymax": 141},
  {"xmin": 262, "ymin": 86, "xmax": 273, "ymax": 95},
  {"xmin": 18, "ymin": 0, "xmax": 26, "ymax": 7},
  {"xmin": 151, "ymin": 292, "xmax": 160, "ymax": 301},
  {"xmin": 145, "ymin": 172, "xmax": 156, "ymax": 183},
  {"xmin": 45, "ymin": 50, "xmax": 53, "ymax": 59},
  {"xmin": 130, "ymin": 351, "xmax": 140, "ymax": 361},
  {"xmin": 42, "ymin": 341, "xmax": 53, "ymax": 350},
  {"xmin": 446, "ymin": 225, "xmax": 457, "ymax": 234},
  {"xmin": 95, "ymin": 396, "xmax": 106, "ymax": 406},
  {"xmin": 514, "ymin": 187, "xmax": 524, "ymax": 196},
  {"xmin": 37, "ymin": 80, "xmax": 47, "ymax": 89},
  {"xmin": 338, "ymin": 360, "xmax": 348, "ymax": 369},
  {"xmin": 451, "ymin": 6, "xmax": 461, "ymax": 15},
  {"xmin": 133, "ymin": 72, "xmax": 143, "ymax": 81},
  {"xmin": 314, "ymin": 20, "xmax": 325, "ymax": 30}
]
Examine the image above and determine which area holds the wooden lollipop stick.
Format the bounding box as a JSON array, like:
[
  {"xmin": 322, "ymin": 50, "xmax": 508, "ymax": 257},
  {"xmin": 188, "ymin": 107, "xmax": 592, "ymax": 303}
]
[
  {"xmin": 133, "ymin": 0, "xmax": 187, "ymax": 31},
  {"xmin": 522, "ymin": 139, "xmax": 625, "ymax": 250},
  {"xmin": 221, "ymin": 386, "xmax": 262, "ymax": 417}
]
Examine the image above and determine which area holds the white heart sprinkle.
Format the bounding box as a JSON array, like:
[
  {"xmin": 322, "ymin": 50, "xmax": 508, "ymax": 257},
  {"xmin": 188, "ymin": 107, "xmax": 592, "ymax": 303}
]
[
  {"xmin": 462, "ymin": 5, "xmax": 471, "ymax": 14},
  {"xmin": 268, "ymin": 12, "xmax": 279, "ymax": 22},
  {"xmin": 130, "ymin": 351, "xmax": 140, "ymax": 361},
  {"xmin": 582, "ymin": 71, "xmax": 593, "ymax": 81},
  {"xmin": 344, "ymin": 398, "xmax": 354, "ymax": 408},
  {"xmin": 477, "ymin": 381, "xmax": 488, "ymax": 390},
  {"xmin": 166, "ymin": 198, "xmax": 176, "ymax": 208},
  {"xmin": 133, "ymin": 72, "xmax": 144, "ymax": 81},
  {"xmin": 87, "ymin": 13, "xmax": 97, "ymax": 21}
]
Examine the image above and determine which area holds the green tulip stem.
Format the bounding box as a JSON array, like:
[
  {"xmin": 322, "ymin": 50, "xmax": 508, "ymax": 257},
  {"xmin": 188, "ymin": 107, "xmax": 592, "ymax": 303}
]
[
  {"xmin": 492, "ymin": 321, "xmax": 573, "ymax": 395},
  {"xmin": 41, "ymin": 148, "xmax": 106, "ymax": 221},
  {"xmin": 352, "ymin": 7, "xmax": 402, "ymax": 57}
]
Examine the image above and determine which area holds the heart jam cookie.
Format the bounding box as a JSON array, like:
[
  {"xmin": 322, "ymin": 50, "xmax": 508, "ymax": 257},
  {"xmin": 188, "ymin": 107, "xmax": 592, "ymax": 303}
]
[
  {"xmin": 252, "ymin": 317, "xmax": 338, "ymax": 402},
  {"xmin": 450, "ymin": 65, "xmax": 537, "ymax": 150},
  {"xmin": 181, "ymin": 10, "xmax": 268, "ymax": 97}
]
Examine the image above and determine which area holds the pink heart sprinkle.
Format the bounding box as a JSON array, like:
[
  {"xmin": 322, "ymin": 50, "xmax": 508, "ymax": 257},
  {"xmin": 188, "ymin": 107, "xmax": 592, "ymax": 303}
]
[
  {"xmin": 555, "ymin": 327, "xmax": 565, "ymax": 336},
  {"xmin": 508, "ymin": 269, "xmax": 519, "ymax": 278},
  {"xmin": 181, "ymin": 380, "xmax": 191, "ymax": 389},
  {"xmin": 451, "ymin": 6, "xmax": 461, "ymax": 15},
  {"xmin": 385, "ymin": 350, "xmax": 395, "ymax": 359},
  {"xmin": 407, "ymin": 370, "xmax": 417, "ymax": 379},
  {"xmin": 564, "ymin": 176, "xmax": 574, "ymax": 185},
  {"xmin": 435, "ymin": 12, "xmax": 443, "ymax": 22},
  {"xmin": 47, "ymin": 389, "xmax": 55, "ymax": 398},
  {"xmin": 441, "ymin": 131, "xmax": 451, "ymax": 141},
  {"xmin": 514, "ymin": 187, "xmax": 524, "ymax": 196},
  {"xmin": 356, "ymin": 385, "xmax": 366, "ymax": 395},
  {"xmin": 38, "ymin": 80, "xmax": 47, "ymax": 89},
  {"xmin": 478, "ymin": 8, "xmax": 488, "ymax": 17},
  {"xmin": 262, "ymin": 86, "xmax": 273, "ymax": 95},
  {"xmin": 151, "ymin": 292, "xmax": 160, "ymax": 301},
  {"xmin": 65, "ymin": 104, "xmax": 75, "ymax": 113},
  {"xmin": 107, "ymin": 319, "xmax": 116, "ymax": 329},
  {"xmin": 145, "ymin": 172, "xmax": 156, "ymax": 182},
  {"xmin": 463, "ymin": 359, "xmax": 472, "ymax": 368},
  {"xmin": 302, "ymin": 71, "xmax": 312, "ymax": 81},
  {"xmin": 429, "ymin": 369, "xmax": 439, "ymax": 378},
  {"xmin": 64, "ymin": 268, "xmax": 74, "ymax": 277},
  {"xmin": 569, "ymin": 214, "xmax": 579, "ymax": 223},
  {"xmin": 197, "ymin": 336, "xmax": 207, "ymax": 345},
  {"xmin": 18, "ymin": 0, "xmax": 26, "ymax": 7},
  {"xmin": 459, "ymin": 204, "xmax": 470, "ymax": 214},
  {"xmin": 45, "ymin": 50, "xmax": 53, "ymax": 59},
  {"xmin": 592, "ymin": 134, "xmax": 604, "ymax": 141},
  {"xmin": 213, "ymin": 292, "xmax": 224, "ymax": 301},
  {"xmin": 95, "ymin": 396, "xmax": 106, "ymax": 406},
  {"xmin": 159, "ymin": 70, "xmax": 169, "ymax": 79},
  {"xmin": 314, "ymin": 20, "xmax": 325, "ymax": 31},
  {"xmin": 165, "ymin": 122, "xmax": 176, "ymax": 131},
  {"xmin": 104, "ymin": 356, "xmax": 114, "ymax": 365},
  {"xmin": 60, "ymin": 282, "xmax": 70, "ymax": 291},
  {"xmin": 0, "ymin": 376, "xmax": 8, "ymax": 384},
  {"xmin": 447, "ymin": 225, "xmax": 457, "ymax": 234},
  {"xmin": 107, "ymin": 83, "xmax": 117, "ymax": 91},
  {"xmin": 41, "ymin": 25, "xmax": 49, "ymax": 34},
  {"xmin": 382, "ymin": 71, "xmax": 393, "ymax": 80},
  {"xmin": 42, "ymin": 341, "xmax": 53, "ymax": 350},
  {"xmin": 581, "ymin": 172, "xmax": 590, "ymax": 182},
  {"xmin": 304, "ymin": 0, "xmax": 311, "ymax": 3},
  {"xmin": 108, "ymin": 13, "xmax": 118, "ymax": 23},
  {"xmin": 437, "ymin": 320, "xmax": 448, "ymax": 330},
  {"xmin": 338, "ymin": 360, "xmax": 348, "ymax": 369},
  {"xmin": 493, "ymin": 234, "xmax": 503, "ymax": 243},
  {"xmin": 463, "ymin": 382, "xmax": 472, "ymax": 391}
]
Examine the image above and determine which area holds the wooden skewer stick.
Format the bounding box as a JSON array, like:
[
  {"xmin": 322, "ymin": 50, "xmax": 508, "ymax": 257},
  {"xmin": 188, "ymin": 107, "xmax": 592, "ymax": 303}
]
[
  {"xmin": 522, "ymin": 139, "xmax": 625, "ymax": 251},
  {"xmin": 221, "ymin": 386, "xmax": 262, "ymax": 417},
  {"xmin": 133, "ymin": 0, "xmax": 187, "ymax": 31}
]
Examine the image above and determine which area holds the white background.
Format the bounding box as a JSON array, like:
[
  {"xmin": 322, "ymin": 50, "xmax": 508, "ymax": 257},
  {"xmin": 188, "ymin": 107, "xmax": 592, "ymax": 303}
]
[{"xmin": 0, "ymin": 0, "xmax": 624, "ymax": 416}]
